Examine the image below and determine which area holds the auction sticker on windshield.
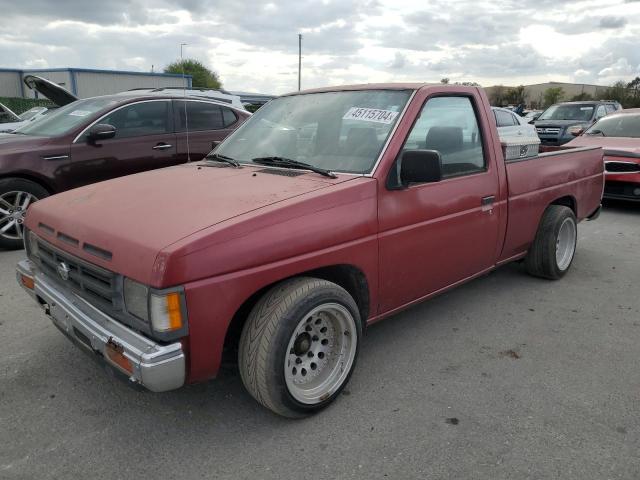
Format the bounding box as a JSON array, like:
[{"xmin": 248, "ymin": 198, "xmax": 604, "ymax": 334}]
[
  {"xmin": 343, "ymin": 107, "xmax": 399, "ymax": 124},
  {"xmin": 68, "ymin": 110, "xmax": 92, "ymax": 117}
]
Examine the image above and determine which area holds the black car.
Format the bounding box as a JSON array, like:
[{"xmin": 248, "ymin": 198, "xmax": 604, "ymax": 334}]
[{"xmin": 534, "ymin": 100, "xmax": 622, "ymax": 146}]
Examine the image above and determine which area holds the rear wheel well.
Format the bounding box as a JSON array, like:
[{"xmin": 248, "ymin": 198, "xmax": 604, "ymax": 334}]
[
  {"xmin": 222, "ymin": 265, "xmax": 370, "ymax": 359},
  {"xmin": 550, "ymin": 195, "xmax": 576, "ymax": 215}
]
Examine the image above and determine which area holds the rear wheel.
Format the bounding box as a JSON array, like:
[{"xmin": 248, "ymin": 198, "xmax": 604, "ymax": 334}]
[
  {"xmin": 525, "ymin": 205, "xmax": 577, "ymax": 280},
  {"xmin": 239, "ymin": 277, "xmax": 361, "ymax": 418},
  {"xmin": 0, "ymin": 178, "xmax": 49, "ymax": 250}
]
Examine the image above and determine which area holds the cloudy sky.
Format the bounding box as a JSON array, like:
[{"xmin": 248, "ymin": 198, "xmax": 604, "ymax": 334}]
[{"xmin": 0, "ymin": 0, "xmax": 639, "ymax": 94}]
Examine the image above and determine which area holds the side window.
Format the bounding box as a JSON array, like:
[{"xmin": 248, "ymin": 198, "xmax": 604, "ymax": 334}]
[
  {"xmin": 403, "ymin": 96, "xmax": 486, "ymax": 178},
  {"xmin": 176, "ymin": 101, "xmax": 224, "ymax": 132},
  {"xmin": 596, "ymin": 105, "xmax": 607, "ymax": 119},
  {"xmin": 605, "ymin": 105, "xmax": 616, "ymax": 114},
  {"xmin": 495, "ymin": 109, "xmax": 517, "ymax": 127},
  {"xmin": 221, "ymin": 107, "xmax": 238, "ymax": 127},
  {"xmin": 101, "ymin": 101, "xmax": 170, "ymax": 139}
]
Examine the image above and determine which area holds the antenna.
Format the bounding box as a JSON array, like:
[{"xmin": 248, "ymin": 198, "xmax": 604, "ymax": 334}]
[
  {"xmin": 180, "ymin": 42, "xmax": 191, "ymax": 162},
  {"xmin": 298, "ymin": 34, "xmax": 302, "ymax": 91}
]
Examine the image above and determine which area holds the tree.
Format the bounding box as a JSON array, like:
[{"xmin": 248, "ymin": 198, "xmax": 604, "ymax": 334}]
[
  {"xmin": 488, "ymin": 85, "xmax": 506, "ymax": 106},
  {"xmin": 164, "ymin": 59, "xmax": 222, "ymax": 89},
  {"xmin": 505, "ymin": 85, "xmax": 526, "ymax": 105},
  {"xmin": 603, "ymin": 81, "xmax": 629, "ymax": 106},
  {"xmin": 628, "ymin": 76, "xmax": 640, "ymax": 99},
  {"xmin": 543, "ymin": 87, "xmax": 564, "ymax": 107},
  {"xmin": 570, "ymin": 92, "xmax": 593, "ymax": 101},
  {"xmin": 440, "ymin": 78, "xmax": 450, "ymax": 84}
]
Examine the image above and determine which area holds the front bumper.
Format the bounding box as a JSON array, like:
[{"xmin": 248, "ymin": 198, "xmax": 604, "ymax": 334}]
[
  {"xmin": 16, "ymin": 259, "xmax": 185, "ymax": 392},
  {"xmin": 603, "ymin": 180, "xmax": 640, "ymax": 202}
]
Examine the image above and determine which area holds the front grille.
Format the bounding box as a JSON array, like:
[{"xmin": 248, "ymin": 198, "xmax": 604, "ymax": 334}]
[
  {"xmin": 604, "ymin": 181, "xmax": 640, "ymax": 198},
  {"xmin": 37, "ymin": 240, "xmax": 117, "ymax": 307},
  {"xmin": 605, "ymin": 161, "xmax": 640, "ymax": 173},
  {"xmin": 536, "ymin": 127, "xmax": 561, "ymax": 135}
]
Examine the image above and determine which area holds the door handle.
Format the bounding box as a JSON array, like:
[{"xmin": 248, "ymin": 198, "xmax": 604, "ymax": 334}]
[
  {"xmin": 152, "ymin": 143, "xmax": 173, "ymax": 150},
  {"xmin": 481, "ymin": 195, "xmax": 495, "ymax": 206}
]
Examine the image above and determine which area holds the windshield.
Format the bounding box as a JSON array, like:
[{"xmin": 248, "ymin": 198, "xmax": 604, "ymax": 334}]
[
  {"xmin": 15, "ymin": 97, "xmax": 119, "ymax": 137},
  {"xmin": 19, "ymin": 107, "xmax": 47, "ymax": 121},
  {"xmin": 215, "ymin": 89, "xmax": 412, "ymax": 174},
  {"xmin": 585, "ymin": 114, "xmax": 640, "ymax": 138},
  {"xmin": 538, "ymin": 104, "xmax": 594, "ymax": 121}
]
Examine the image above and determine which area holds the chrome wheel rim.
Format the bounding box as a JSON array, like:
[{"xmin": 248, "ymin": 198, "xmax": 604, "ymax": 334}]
[
  {"xmin": 284, "ymin": 303, "xmax": 357, "ymax": 405},
  {"xmin": 0, "ymin": 191, "xmax": 37, "ymax": 241},
  {"xmin": 556, "ymin": 217, "xmax": 576, "ymax": 271}
]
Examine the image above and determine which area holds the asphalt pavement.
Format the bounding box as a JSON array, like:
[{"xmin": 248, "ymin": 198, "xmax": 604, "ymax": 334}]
[{"xmin": 1, "ymin": 201, "xmax": 639, "ymax": 479}]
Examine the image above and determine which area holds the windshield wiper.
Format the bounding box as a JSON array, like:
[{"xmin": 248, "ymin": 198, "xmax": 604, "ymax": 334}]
[
  {"xmin": 586, "ymin": 129, "xmax": 606, "ymax": 136},
  {"xmin": 251, "ymin": 156, "xmax": 337, "ymax": 178},
  {"xmin": 204, "ymin": 152, "xmax": 240, "ymax": 168}
]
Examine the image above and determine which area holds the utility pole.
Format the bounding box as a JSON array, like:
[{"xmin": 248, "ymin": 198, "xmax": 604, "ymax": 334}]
[{"xmin": 298, "ymin": 34, "xmax": 302, "ymax": 91}]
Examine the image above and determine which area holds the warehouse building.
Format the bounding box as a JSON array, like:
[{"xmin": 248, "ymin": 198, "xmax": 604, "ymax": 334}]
[{"xmin": 0, "ymin": 68, "xmax": 192, "ymax": 99}]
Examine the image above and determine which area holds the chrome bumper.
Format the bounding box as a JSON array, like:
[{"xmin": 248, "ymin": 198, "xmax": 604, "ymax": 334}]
[{"xmin": 16, "ymin": 259, "xmax": 185, "ymax": 392}]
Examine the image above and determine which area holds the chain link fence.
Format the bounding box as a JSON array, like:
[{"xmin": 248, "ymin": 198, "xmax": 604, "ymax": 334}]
[{"xmin": 0, "ymin": 97, "xmax": 55, "ymax": 115}]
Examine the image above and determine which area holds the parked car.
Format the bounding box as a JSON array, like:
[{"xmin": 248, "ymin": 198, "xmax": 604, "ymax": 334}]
[
  {"xmin": 123, "ymin": 87, "xmax": 246, "ymax": 110},
  {"xmin": 522, "ymin": 110, "xmax": 542, "ymax": 123},
  {"xmin": 16, "ymin": 83, "xmax": 604, "ymax": 417},
  {"xmin": 0, "ymin": 106, "xmax": 52, "ymax": 134},
  {"xmin": 0, "ymin": 102, "xmax": 21, "ymax": 127},
  {"xmin": 565, "ymin": 108, "xmax": 640, "ymax": 201},
  {"xmin": 534, "ymin": 100, "xmax": 622, "ymax": 146},
  {"xmin": 0, "ymin": 78, "xmax": 250, "ymax": 249},
  {"xmin": 492, "ymin": 106, "xmax": 539, "ymax": 141}
]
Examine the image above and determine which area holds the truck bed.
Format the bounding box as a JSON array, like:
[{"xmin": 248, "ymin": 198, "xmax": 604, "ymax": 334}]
[{"xmin": 500, "ymin": 145, "xmax": 604, "ymax": 261}]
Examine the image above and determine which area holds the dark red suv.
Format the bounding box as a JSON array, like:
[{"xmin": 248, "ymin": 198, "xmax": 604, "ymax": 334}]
[{"xmin": 0, "ymin": 89, "xmax": 250, "ymax": 248}]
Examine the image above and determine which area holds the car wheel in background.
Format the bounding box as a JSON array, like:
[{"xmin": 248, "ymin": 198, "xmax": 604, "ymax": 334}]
[
  {"xmin": 239, "ymin": 277, "xmax": 362, "ymax": 418},
  {"xmin": 0, "ymin": 178, "xmax": 49, "ymax": 250},
  {"xmin": 525, "ymin": 205, "xmax": 577, "ymax": 280}
]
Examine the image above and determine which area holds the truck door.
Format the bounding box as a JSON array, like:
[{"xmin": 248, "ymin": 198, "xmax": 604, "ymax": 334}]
[{"xmin": 378, "ymin": 94, "xmax": 503, "ymax": 313}]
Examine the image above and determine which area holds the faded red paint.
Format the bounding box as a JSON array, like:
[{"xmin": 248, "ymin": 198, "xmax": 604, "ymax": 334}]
[{"xmin": 24, "ymin": 84, "xmax": 605, "ymax": 383}]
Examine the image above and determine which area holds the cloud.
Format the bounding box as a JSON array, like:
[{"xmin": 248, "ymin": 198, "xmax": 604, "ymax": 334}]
[{"xmin": 0, "ymin": 0, "xmax": 639, "ymax": 93}]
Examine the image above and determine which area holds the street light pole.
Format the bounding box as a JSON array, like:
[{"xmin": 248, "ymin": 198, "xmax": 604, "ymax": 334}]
[{"xmin": 298, "ymin": 34, "xmax": 302, "ymax": 91}]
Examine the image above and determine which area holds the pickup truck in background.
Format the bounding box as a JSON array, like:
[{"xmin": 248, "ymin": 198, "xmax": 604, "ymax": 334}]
[{"xmin": 16, "ymin": 84, "xmax": 604, "ymax": 417}]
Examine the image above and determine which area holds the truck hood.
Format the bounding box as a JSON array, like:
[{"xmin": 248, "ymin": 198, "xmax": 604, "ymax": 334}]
[{"xmin": 25, "ymin": 163, "xmax": 356, "ymax": 285}]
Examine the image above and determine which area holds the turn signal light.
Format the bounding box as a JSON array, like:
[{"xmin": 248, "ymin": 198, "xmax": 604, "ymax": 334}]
[
  {"xmin": 105, "ymin": 340, "xmax": 133, "ymax": 374},
  {"xmin": 20, "ymin": 274, "xmax": 35, "ymax": 290},
  {"xmin": 150, "ymin": 291, "xmax": 184, "ymax": 332}
]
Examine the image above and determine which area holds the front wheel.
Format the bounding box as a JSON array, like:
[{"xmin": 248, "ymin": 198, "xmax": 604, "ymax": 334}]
[
  {"xmin": 525, "ymin": 205, "xmax": 577, "ymax": 280},
  {"xmin": 239, "ymin": 277, "xmax": 362, "ymax": 418},
  {"xmin": 0, "ymin": 178, "xmax": 49, "ymax": 250}
]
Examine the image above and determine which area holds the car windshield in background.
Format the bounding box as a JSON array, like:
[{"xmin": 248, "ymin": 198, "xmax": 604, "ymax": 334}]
[
  {"xmin": 19, "ymin": 107, "xmax": 46, "ymax": 121},
  {"xmin": 216, "ymin": 89, "xmax": 412, "ymax": 174},
  {"xmin": 538, "ymin": 104, "xmax": 594, "ymax": 121},
  {"xmin": 15, "ymin": 97, "xmax": 119, "ymax": 137},
  {"xmin": 586, "ymin": 114, "xmax": 640, "ymax": 138}
]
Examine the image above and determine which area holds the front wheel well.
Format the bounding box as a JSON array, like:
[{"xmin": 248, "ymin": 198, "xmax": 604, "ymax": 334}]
[
  {"xmin": 0, "ymin": 174, "xmax": 55, "ymax": 195},
  {"xmin": 222, "ymin": 265, "xmax": 371, "ymax": 358}
]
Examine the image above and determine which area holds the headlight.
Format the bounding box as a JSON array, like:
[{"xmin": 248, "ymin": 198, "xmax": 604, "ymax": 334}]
[
  {"xmin": 123, "ymin": 278, "xmax": 149, "ymax": 320},
  {"xmin": 25, "ymin": 230, "xmax": 40, "ymax": 258},
  {"xmin": 567, "ymin": 126, "xmax": 584, "ymax": 136},
  {"xmin": 123, "ymin": 278, "xmax": 187, "ymax": 336}
]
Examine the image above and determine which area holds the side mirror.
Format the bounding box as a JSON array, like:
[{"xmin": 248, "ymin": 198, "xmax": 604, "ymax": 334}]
[
  {"xmin": 397, "ymin": 149, "xmax": 442, "ymax": 188},
  {"xmin": 87, "ymin": 123, "xmax": 116, "ymax": 142}
]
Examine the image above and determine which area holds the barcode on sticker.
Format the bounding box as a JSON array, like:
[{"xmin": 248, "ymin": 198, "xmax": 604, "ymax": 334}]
[{"xmin": 343, "ymin": 107, "xmax": 399, "ymax": 125}]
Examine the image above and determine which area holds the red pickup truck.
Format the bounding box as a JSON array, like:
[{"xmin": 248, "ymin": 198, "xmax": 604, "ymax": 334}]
[{"xmin": 17, "ymin": 84, "xmax": 604, "ymax": 417}]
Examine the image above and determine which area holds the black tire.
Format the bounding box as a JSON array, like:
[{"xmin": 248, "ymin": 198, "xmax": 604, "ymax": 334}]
[
  {"xmin": 238, "ymin": 277, "xmax": 362, "ymax": 418},
  {"xmin": 525, "ymin": 205, "xmax": 577, "ymax": 280},
  {"xmin": 0, "ymin": 178, "xmax": 49, "ymax": 250}
]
